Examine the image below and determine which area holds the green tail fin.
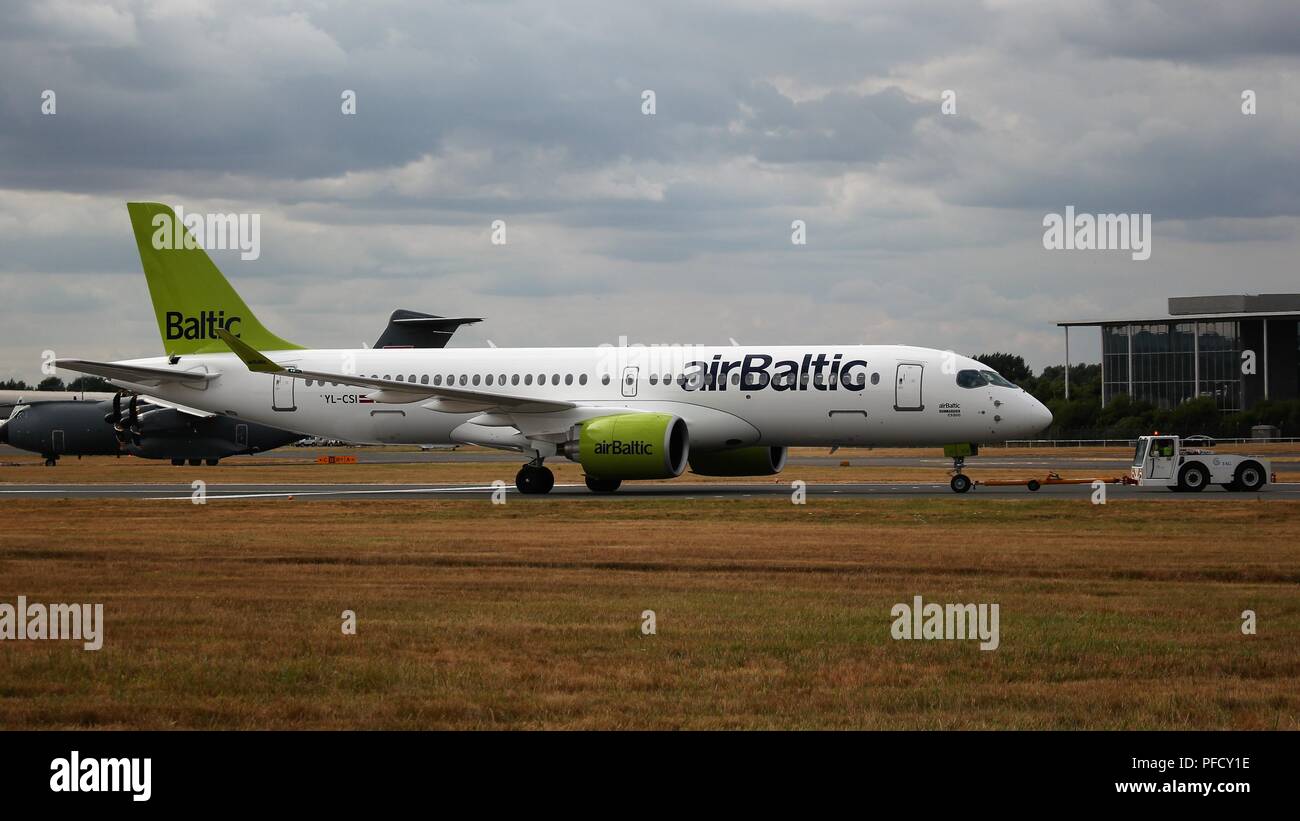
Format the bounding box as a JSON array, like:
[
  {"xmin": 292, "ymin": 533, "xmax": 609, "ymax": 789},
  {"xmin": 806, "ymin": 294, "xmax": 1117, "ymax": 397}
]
[{"xmin": 127, "ymin": 202, "xmax": 302, "ymax": 355}]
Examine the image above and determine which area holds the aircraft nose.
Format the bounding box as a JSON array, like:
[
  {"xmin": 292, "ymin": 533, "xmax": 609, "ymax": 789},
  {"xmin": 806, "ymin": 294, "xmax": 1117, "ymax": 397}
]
[{"xmin": 1027, "ymin": 396, "xmax": 1052, "ymax": 434}]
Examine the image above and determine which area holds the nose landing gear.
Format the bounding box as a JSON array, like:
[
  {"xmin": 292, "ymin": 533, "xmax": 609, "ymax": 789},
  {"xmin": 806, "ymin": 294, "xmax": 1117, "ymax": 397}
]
[
  {"xmin": 949, "ymin": 468, "xmax": 972, "ymax": 494},
  {"xmin": 944, "ymin": 444, "xmax": 977, "ymax": 494}
]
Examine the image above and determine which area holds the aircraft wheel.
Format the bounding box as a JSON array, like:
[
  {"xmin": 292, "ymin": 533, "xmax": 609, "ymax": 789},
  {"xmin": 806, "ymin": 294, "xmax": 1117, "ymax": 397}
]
[
  {"xmin": 205, "ymin": 458, "xmax": 219, "ymax": 466},
  {"xmin": 585, "ymin": 476, "xmax": 622, "ymax": 493},
  {"xmin": 1177, "ymin": 463, "xmax": 1208, "ymax": 493},
  {"xmin": 950, "ymin": 474, "xmax": 972, "ymax": 494},
  {"xmin": 187, "ymin": 458, "xmax": 202, "ymax": 467},
  {"xmin": 171, "ymin": 458, "xmax": 185, "ymax": 466},
  {"xmin": 1027, "ymin": 479, "xmax": 1041, "ymax": 492},
  {"xmin": 515, "ymin": 465, "xmax": 555, "ymax": 494}
]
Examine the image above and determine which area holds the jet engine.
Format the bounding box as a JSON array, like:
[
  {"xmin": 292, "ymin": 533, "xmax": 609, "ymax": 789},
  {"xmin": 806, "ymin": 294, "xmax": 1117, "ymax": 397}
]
[
  {"xmin": 688, "ymin": 446, "xmax": 788, "ymax": 476},
  {"xmin": 560, "ymin": 413, "xmax": 689, "ymax": 480}
]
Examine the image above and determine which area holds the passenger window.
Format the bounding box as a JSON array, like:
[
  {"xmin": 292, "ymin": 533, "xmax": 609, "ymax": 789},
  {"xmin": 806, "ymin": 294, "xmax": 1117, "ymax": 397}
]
[
  {"xmin": 649, "ymin": 374, "xmax": 659, "ymax": 385},
  {"xmin": 433, "ymin": 375, "xmax": 442, "ymax": 386},
  {"xmin": 602, "ymin": 374, "xmax": 611, "ymax": 385},
  {"xmin": 871, "ymin": 372, "xmax": 880, "ymax": 385},
  {"xmin": 525, "ymin": 374, "xmax": 533, "ymax": 386},
  {"xmin": 458, "ymin": 375, "xmax": 467, "ymax": 386},
  {"xmin": 579, "ymin": 374, "xmax": 587, "ymax": 386},
  {"xmin": 730, "ymin": 372, "xmax": 740, "ymax": 386},
  {"xmin": 512, "ymin": 374, "xmax": 520, "ymax": 386},
  {"xmin": 396, "ymin": 374, "xmax": 404, "ymax": 382},
  {"xmin": 486, "ymin": 374, "xmax": 494, "ymax": 386},
  {"xmin": 472, "ymin": 375, "xmax": 481, "ymax": 386},
  {"xmin": 420, "ymin": 374, "xmax": 429, "ymax": 385},
  {"xmin": 551, "ymin": 374, "xmax": 560, "ymax": 386}
]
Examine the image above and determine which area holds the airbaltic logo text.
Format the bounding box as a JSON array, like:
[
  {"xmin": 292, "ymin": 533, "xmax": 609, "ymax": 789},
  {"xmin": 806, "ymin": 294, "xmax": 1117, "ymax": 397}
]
[
  {"xmin": 151, "ymin": 205, "xmax": 261, "ymax": 260},
  {"xmin": 595, "ymin": 439, "xmax": 654, "ymax": 456},
  {"xmin": 166, "ymin": 310, "xmax": 242, "ymax": 341},
  {"xmin": 0, "ymin": 596, "xmax": 103, "ymax": 650},
  {"xmin": 50, "ymin": 751, "xmax": 151, "ymax": 802},
  {"xmin": 680, "ymin": 353, "xmax": 870, "ymax": 392},
  {"xmin": 1042, "ymin": 206, "xmax": 1151, "ymax": 261}
]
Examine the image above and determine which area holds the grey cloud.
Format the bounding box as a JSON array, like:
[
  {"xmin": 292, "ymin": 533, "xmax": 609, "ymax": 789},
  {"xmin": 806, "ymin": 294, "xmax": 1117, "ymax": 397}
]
[{"xmin": 1, "ymin": 0, "xmax": 1299, "ymax": 378}]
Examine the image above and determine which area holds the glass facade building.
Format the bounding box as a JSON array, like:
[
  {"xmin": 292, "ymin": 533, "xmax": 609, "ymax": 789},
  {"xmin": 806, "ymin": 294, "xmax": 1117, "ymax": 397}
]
[
  {"xmin": 1064, "ymin": 296, "xmax": 1300, "ymax": 414},
  {"xmin": 1099, "ymin": 321, "xmax": 1243, "ymax": 410}
]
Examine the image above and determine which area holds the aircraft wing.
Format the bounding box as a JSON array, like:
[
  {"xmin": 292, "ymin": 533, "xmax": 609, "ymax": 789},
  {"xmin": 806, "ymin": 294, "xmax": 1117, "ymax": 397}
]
[
  {"xmin": 55, "ymin": 359, "xmax": 218, "ymax": 387},
  {"xmin": 216, "ymin": 329, "xmax": 574, "ymax": 414},
  {"xmin": 140, "ymin": 395, "xmax": 219, "ymax": 418}
]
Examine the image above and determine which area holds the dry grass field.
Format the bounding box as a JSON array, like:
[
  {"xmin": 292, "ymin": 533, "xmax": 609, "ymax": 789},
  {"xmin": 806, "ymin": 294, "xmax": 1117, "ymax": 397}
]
[{"xmin": 0, "ymin": 496, "xmax": 1297, "ymax": 729}]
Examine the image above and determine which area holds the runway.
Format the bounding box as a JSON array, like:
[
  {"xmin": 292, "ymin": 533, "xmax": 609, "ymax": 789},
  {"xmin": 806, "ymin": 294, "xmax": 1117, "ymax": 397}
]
[{"xmin": 0, "ymin": 480, "xmax": 1293, "ymax": 501}]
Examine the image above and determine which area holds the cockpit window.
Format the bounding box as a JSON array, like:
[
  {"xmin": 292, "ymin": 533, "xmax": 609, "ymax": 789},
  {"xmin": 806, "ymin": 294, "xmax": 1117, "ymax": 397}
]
[
  {"xmin": 956, "ymin": 369, "xmax": 988, "ymax": 389},
  {"xmin": 980, "ymin": 369, "xmax": 1018, "ymax": 389}
]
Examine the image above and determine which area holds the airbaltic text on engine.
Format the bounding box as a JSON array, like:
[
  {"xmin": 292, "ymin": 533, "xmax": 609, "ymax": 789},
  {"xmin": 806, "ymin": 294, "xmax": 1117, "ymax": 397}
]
[
  {"xmin": 677, "ymin": 353, "xmax": 868, "ymax": 391},
  {"xmin": 594, "ymin": 439, "xmax": 654, "ymax": 456}
]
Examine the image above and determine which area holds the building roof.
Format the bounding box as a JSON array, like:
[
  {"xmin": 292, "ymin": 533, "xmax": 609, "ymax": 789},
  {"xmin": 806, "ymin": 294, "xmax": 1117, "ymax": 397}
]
[
  {"xmin": 1058, "ymin": 310, "xmax": 1300, "ymax": 328},
  {"xmin": 1058, "ymin": 294, "xmax": 1300, "ymax": 327}
]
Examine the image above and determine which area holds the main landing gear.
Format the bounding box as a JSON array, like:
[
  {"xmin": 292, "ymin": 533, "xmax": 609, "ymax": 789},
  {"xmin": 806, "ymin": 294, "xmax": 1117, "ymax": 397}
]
[
  {"xmin": 515, "ymin": 462, "xmax": 555, "ymax": 494},
  {"xmin": 584, "ymin": 476, "xmax": 622, "ymax": 493}
]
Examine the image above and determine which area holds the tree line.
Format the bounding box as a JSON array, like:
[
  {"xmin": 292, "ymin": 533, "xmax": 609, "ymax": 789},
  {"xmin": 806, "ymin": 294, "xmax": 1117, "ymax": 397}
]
[
  {"xmin": 973, "ymin": 352, "xmax": 1300, "ymax": 439},
  {"xmin": 0, "ymin": 376, "xmax": 117, "ymax": 393}
]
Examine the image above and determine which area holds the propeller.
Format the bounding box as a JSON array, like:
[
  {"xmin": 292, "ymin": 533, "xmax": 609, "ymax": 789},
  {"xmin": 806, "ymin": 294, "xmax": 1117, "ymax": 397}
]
[
  {"xmin": 111, "ymin": 393, "xmax": 142, "ymax": 446},
  {"xmin": 127, "ymin": 395, "xmax": 142, "ymax": 446},
  {"xmin": 105, "ymin": 392, "xmax": 122, "ymax": 425}
]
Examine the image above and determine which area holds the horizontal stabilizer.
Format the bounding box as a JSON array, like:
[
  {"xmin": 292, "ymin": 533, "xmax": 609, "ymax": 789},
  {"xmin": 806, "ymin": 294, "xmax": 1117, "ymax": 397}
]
[{"xmin": 374, "ymin": 309, "xmax": 483, "ymax": 349}]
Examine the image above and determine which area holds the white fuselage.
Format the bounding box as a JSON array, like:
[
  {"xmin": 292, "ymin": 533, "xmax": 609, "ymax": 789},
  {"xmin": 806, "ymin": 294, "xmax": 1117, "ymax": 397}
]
[{"xmin": 114, "ymin": 345, "xmax": 1052, "ymax": 450}]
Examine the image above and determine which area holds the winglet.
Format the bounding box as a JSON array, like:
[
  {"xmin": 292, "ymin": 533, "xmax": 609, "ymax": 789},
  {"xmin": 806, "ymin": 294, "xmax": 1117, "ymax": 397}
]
[{"xmin": 216, "ymin": 328, "xmax": 282, "ymax": 373}]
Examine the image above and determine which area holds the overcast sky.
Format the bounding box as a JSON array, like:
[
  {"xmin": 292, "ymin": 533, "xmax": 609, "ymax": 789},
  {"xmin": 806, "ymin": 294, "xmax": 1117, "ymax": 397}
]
[{"xmin": 2, "ymin": 0, "xmax": 1299, "ymax": 381}]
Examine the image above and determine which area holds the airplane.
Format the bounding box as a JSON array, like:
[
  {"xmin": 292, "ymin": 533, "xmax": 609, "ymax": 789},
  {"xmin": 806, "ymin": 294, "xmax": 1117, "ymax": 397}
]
[
  {"xmin": 55, "ymin": 202, "xmax": 1052, "ymax": 494},
  {"xmin": 2, "ymin": 308, "xmax": 480, "ymax": 466},
  {"xmin": 0, "ymin": 393, "xmax": 302, "ymax": 466}
]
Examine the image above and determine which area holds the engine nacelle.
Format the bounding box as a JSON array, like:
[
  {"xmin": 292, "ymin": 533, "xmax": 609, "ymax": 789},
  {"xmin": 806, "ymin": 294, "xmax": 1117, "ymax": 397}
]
[
  {"xmin": 689, "ymin": 446, "xmax": 788, "ymax": 477},
  {"xmin": 563, "ymin": 413, "xmax": 689, "ymax": 480}
]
